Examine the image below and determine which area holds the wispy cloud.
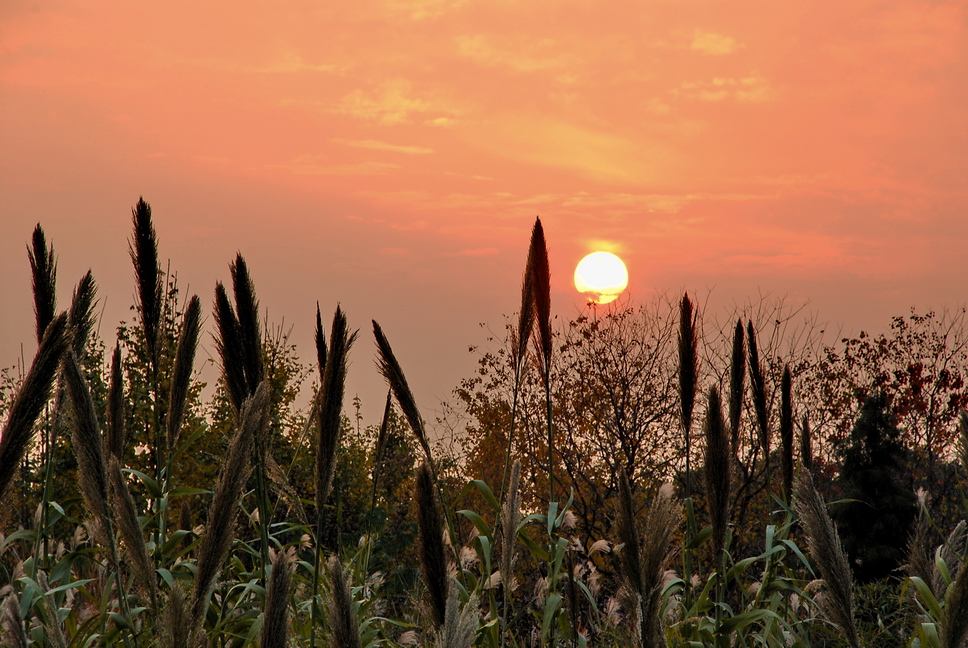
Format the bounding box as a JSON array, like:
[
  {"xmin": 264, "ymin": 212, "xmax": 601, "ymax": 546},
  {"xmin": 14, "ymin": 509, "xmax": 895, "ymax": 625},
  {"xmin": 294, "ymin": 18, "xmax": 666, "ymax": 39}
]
[
  {"xmin": 385, "ymin": 0, "xmax": 466, "ymax": 21},
  {"xmin": 456, "ymin": 35, "xmax": 575, "ymax": 72},
  {"xmin": 271, "ymin": 155, "xmax": 399, "ymax": 176},
  {"xmin": 454, "ymin": 247, "xmax": 498, "ymax": 257},
  {"xmin": 334, "ymin": 138, "xmax": 434, "ymax": 155},
  {"xmin": 676, "ymin": 76, "xmax": 772, "ymax": 103},
  {"xmin": 690, "ymin": 31, "xmax": 738, "ymax": 55},
  {"xmin": 338, "ymin": 79, "xmax": 457, "ymax": 125}
]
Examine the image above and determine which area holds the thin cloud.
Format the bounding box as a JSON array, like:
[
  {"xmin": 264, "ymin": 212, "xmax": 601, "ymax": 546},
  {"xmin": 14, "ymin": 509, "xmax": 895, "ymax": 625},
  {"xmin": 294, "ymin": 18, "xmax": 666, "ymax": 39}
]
[
  {"xmin": 676, "ymin": 76, "xmax": 773, "ymax": 103},
  {"xmin": 335, "ymin": 139, "xmax": 434, "ymax": 155},
  {"xmin": 456, "ymin": 35, "xmax": 575, "ymax": 72},
  {"xmin": 690, "ymin": 31, "xmax": 738, "ymax": 55}
]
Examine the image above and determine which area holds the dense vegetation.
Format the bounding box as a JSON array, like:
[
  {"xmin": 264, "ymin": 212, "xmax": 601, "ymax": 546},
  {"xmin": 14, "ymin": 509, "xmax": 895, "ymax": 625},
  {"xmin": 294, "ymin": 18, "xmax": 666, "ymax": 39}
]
[{"xmin": 2, "ymin": 199, "xmax": 968, "ymax": 646}]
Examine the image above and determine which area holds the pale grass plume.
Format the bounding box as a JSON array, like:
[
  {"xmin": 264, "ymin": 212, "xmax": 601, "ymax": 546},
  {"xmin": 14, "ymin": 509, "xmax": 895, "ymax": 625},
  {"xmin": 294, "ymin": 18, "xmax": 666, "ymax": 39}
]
[
  {"xmin": 327, "ymin": 556, "xmax": 362, "ymax": 648},
  {"xmin": 794, "ymin": 470, "xmax": 859, "ymax": 648},
  {"xmin": 1, "ymin": 592, "xmax": 27, "ymax": 648},
  {"xmin": 434, "ymin": 582, "xmax": 478, "ymax": 648},
  {"xmin": 261, "ymin": 549, "xmax": 293, "ymax": 648},
  {"xmin": 500, "ymin": 459, "xmax": 522, "ymax": 593}
]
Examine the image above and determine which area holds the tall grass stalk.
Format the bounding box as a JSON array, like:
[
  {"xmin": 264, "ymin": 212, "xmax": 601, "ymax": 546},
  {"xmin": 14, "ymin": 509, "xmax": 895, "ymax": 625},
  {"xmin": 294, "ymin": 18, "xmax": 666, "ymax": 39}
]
[
  {"xmin": 261, "ymin": 549, "xmax": 292, "ymax": 648},
  {"xmin": 747, "ymin": 321, "xmax": 770, "ymax": 482},
  {"xmin": 362, "ymin": 389, "xmax": 393, "ymax": 579},
  {"xmin": 159, "ymin": 295, "xmax": 200, "ymax": 548},
  {"xmin": 129, "ymin": 199, "xmax": 164, "ymax": 552},
  {"xmin": 728, "ymin": 319, "xmax": 745, "ymax": 456},
  {"xmin": 678, "ymin": 293, "xmax": 699, "ymax": 492},
  {"xmin": 190, "ymin": 381, "xmax": 270, "ymax": 634},
  {"xmin": 310, "ymin": 305, "xmax": 356, "ymax": 648},
  {"xmin": 27, "ymin": 226, "xmax": 57, "ymax": 570},
  {"xmin": 780, "ymin": 365, "xmax": 794, "ymax": 503},
  {"xmin": 529, "ymin": 218, "xmax": 553, "ymax": 506},
  {"xmin": 0, "ymin": 314, "xmax": 68, "ymax": 505},
  {"xmin": 498, "ymin": 225, "xmax": 537, "ymax": 504},
  {"xmin": 63, "ymin": 351, "xmax": 135, "ymax": 645}
]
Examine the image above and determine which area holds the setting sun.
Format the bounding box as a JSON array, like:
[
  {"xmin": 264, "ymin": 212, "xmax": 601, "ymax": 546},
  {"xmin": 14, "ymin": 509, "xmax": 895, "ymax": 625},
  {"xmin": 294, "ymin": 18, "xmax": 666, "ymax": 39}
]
[{"xmin": 574, "ymin": 251, "xmax": 629, "ymax": 305}]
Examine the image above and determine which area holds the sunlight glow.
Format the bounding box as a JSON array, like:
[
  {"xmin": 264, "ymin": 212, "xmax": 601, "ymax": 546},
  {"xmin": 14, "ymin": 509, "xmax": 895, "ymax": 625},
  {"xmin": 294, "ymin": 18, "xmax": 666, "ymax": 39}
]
[{"xmin": 574, "ymin": 251, "xmax": 629, "ymax": 305}]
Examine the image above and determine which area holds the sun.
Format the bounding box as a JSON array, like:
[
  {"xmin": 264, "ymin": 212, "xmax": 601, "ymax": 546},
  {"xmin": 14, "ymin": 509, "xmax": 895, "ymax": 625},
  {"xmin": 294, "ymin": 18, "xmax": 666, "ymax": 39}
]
[{"xmin": 574, "ymin": 251, "xmax": 629, "ymax": 305}]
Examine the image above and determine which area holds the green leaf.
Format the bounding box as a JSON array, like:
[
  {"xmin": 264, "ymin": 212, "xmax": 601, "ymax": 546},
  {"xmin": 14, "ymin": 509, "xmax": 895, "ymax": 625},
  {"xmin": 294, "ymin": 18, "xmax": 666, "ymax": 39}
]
[
  {"xmin": 468, "ymin": 479, "xmax": 501, "ymax": 512},
  {"xmin": 458, "ymin": 509, "xmax": 493, "ymax": 538},
  {"xmin": 542, "ymin": 593, "xmax": 563, "ymax": 640}
]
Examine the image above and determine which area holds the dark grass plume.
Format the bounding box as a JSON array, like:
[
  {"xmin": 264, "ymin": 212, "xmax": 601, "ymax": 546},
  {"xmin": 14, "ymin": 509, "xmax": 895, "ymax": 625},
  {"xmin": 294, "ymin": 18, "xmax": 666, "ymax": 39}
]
[
  {"xmin": 794, "ymin": 470, "xmax": 859, "ymax": 648},
  {"xmin": 63, "ymin": 351, "xmax": 114, "ymax": 537},
  {"xmin": 230, "ymin": 255, "xmax": 264, "ymax": 393},
  {"xmin": 68, "ymin": 271, "xmax": 97, "ymax": 356},
  {"xmin": 529, "ymin": 217, "xmax": 552, "ymax": 380},
  {"xmin": 780, "ymin": 365, "xmax": 794, "ymax": 503},
  {"xmin": 107, "ymin": 343, "xmax": 126, "ymax": 460},
  {"xmin": 316, "ymin": 305, "xmax": 358, "ymax": 514},
  {"xmin": 678, "ymin": 293, "xmax": 699, "ymax": 488},
  {"xmin": 167, "ymin": 295, "xmax": 201, "ymax": 451},
  {"xmin": 371, "ymin": 389, "xmax": 393, "ymax": 509},
  {"xmin": 179, "ymin": 500, "xmax": 193, "ymax": 542},
  {"xmin": 746, "ymin": 321, "xmax": 770, "ymax": 469},
  {"xmin": 327, "ymin": 556, "xmax": 362, "ymax": 648},
  {"xmin": 315, "ymin": 303, "xmax": 327, "ymax": 381},
  {"xmin": 28, "ymin": 224, "xmax": 56, "ymax": 343},
  {"xmin": 417, "ymin": 461, "xmax": 448, "ymax": 627},
  {"xmin": 703, "ymin": 387, "xmax": 730, "ymax": 557},
  {"xmin": 0, "ymin": 313, "xmax": 67, "ymax": 504},
  {"xmin": 728, "ymin": 319, "xmax": 745, "ymax": 453},
  {"xmin": 515, "ymin": 229, "xmax": 537, "ymax": 371},
  {"xmin": 190, "ymin": 381, "xmax": 270, "ymax": 632},
  {"xmin": 214, "ymin": 282, "xmax": 247, "ymax": 412},
  {"xmin": 527, "ymin": 217, "xmax": 554, "ymax": 506},
  {"xmin": 130, "ymin": 197, "xmax": 162, "ymax": 361},
  {"xmin": 108, "ymin": 456, "xmax": 157, "ymax": 609},
  {"xmin": 800, "ymin": 414, "xmax": 812, "ymax": 470},
  {"xmin": 373, "ymin": 320, "xmax": 434, "ymax": 468},
  {"xmin": 261, "ymin": 550, "xmax": 292, "ymax": 648}
]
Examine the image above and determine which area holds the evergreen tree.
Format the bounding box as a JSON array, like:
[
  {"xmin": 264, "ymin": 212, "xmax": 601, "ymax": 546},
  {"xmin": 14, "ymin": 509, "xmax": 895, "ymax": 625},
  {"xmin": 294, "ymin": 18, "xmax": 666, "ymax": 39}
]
[{"xmin": 833, "ymin": 392, "xmax": 916, "ymax": 582}]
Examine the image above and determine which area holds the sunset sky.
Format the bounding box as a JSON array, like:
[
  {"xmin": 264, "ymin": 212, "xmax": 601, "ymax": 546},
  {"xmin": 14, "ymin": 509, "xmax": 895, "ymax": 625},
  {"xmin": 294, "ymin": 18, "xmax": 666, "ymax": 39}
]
[{"xmin": 2, "ymin": 0, "xmax": 967, "ymax": 422}]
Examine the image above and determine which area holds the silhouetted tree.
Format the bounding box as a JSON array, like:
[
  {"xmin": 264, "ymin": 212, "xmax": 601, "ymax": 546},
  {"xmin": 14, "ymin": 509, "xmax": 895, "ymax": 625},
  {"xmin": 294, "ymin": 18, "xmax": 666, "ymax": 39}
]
[{"xmin": 832, "ymin": 392, "xmax": 916, "ymax": 583}]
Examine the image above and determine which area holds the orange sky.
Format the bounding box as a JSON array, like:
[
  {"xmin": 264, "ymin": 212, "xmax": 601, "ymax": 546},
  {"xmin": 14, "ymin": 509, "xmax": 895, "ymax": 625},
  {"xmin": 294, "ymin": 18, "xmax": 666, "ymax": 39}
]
[{"xmin": 2, "ymin": 1, "xmax": 967, "ymax": 421}]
